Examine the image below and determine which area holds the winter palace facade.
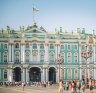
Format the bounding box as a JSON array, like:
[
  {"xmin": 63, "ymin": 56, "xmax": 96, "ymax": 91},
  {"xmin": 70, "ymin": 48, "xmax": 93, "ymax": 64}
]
[{"xmin": 0, "ymin": 22, "xmax": 96, "ymax": 83}]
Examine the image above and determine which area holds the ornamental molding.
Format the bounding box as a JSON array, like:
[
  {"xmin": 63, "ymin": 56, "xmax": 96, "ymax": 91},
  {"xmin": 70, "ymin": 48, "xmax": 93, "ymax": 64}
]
[
  {"xmin": 55, "ymin": 44, "xmax": 60, "ymax": 46},
  {"xmin": 39, "ymin": 52, "xmax": 45, "ymax": 55},
  {"xmin": 45, "ymin": 43, "xmax": 49, "ymax": 46},
  {"xmin": 32, "ymin": 51, "xmax": 38, "ymax": 56}
]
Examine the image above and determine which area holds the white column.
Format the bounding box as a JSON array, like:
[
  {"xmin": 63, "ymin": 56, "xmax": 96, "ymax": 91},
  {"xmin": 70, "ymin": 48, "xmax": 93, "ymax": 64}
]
[
  {"xmin": 80, "ymin": 67, "xmax": 82, "ymax": 80},
  {"xmin": 22, "ymin": 68, "xmax": 25, "ymax": 82},
  {"xmin": 41, "ymin": 70, "xmax": 43, "ymax": 82},
  {"xmin": 7, "ymin": 68, "xmax": 13, "ymax": 82},
  {"xmin": 56, "ymin": 69, "xmax": 58, "ymax": 83},
  {"xmin": 8, "ymin": 44, "xmax": 11, "ymax": 63},
  {"xmin": 79, "ymin": 44, "xmax": 82, "ymax": 64},
  {"xmin": 45, "ymin": 44, "xmax": 49, "ymax": 63},
  {"xmin": 30, "ymin": 44, "xmax": 32, "ymax": 63},
  {"xmin": 43, "ymin": 68, "xmax": 46, "ymax": 82},
  {"xmin": 46, "ymin": 68, "xmax": 48, "ymax": 82},
  {"xmin": 26, "ymin": 68, "xmax": 29, "ymax": 82},
  {"xmin": 12, "ymin": 44, "xmax": 14, "ymax": 63},
  {"xmin": 37, "ymin": 44, "xmax": 40, "ymax": 62},
  {"xmin": 21, "ymin": 44, "xmax": 25, "ymax": 63}
]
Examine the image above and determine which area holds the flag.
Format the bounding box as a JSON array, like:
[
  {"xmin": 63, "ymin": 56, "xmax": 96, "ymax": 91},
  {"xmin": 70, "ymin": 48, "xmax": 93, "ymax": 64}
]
[{"xmin": 32, "ymin": 7, "xmax": 39, "ymax": 12}]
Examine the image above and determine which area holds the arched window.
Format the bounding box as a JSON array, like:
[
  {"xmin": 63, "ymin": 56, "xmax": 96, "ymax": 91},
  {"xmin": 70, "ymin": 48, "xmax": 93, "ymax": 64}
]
[
  {"xmin": 50, "ymin": 44, "xmax": 54, "ymax": 49},
  {"xmin": 15, "ymin": 43, "xmax": 19, "ymax": 48},
  {"xmin": 33, "ymin": 43, "xmax": 37, "ymax": 49},
  {"xmin": 25, "ymin": 43, "xmax": 29, "ymax": 49},
  {"xmin": 60, "ymin": 45, "xmax": 64, "ymax": 50},
  {"xmin": 40, "ymin": 44, "xmax": 44, "ymax": 49}
]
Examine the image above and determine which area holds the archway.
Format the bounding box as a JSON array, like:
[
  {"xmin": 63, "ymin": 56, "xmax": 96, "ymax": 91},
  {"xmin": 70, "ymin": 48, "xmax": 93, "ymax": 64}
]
[
  {"xmin": 29, "ymin": 67, "xmax": 41, "ymax": 82},
  {"xmin": 49, "ymin": 67, "xmax": 56, "ymax": 83},
  {"xmin": 13, "ymin": 67, "xmax": 21, "ymax": 82}
]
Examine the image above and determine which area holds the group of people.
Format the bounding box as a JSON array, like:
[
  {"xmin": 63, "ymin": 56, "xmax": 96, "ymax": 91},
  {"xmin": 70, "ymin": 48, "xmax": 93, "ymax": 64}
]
[{"xmin": 58, "ymin": 78, "xmax": 95, "ymax": 93}]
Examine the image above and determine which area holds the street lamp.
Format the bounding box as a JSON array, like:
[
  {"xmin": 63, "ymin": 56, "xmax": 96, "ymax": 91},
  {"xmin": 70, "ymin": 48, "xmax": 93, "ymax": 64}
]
[
  {"xmin": 81, "ymin": 44, "xmax": 92, "ymax": 82},
  {"xmin": 56, "ymin": 54, "xmax": 63, "ymax": 81}
]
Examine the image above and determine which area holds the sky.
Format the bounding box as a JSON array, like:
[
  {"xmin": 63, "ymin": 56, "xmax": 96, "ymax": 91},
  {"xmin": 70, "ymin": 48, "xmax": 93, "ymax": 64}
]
[{"xmin": 0, "ymin": 0, "xmax": 96, "ymax": 33}]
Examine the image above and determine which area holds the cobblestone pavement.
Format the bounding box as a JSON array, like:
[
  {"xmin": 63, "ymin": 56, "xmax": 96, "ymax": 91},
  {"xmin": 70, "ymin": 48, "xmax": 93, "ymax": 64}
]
[{"xmin": 0, "ymin": 85, "xmax": 96, "ymax": 93}]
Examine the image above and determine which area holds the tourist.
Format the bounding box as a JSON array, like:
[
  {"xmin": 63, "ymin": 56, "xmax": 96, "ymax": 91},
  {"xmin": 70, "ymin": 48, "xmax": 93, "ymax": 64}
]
[
  {"xmin": 59, "ymin": 80, "xmax": 64, "ymax": 93},
  {"xmin": 22, "ymin": 82, "xmax": 25, "ymax": 91},
  {"xmin": 89, "ymin": 78, "xmax": 94, "ymax": 93},
  {"xmin": 81, "ymin": 79, "xmax": 86, "ymax": 93}
]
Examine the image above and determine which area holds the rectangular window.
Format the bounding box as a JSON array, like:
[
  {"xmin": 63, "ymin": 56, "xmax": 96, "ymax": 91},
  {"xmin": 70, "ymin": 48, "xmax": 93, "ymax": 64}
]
[
  {"xmin": 4, "ymin": 44, "xmax": 8, "ymax": 49},
  {"xmin": 4, "ymin": 55, "xmax": 8, "ymax": 63},
  {"xmin": 25, "ymin": 55, "xmax": 30, "ymax": 62},
  {"xmin": 74, "ymin": 69, "xmax": 78, "ymax": 79},
  {"xmin": 49, "ymin": 55, "xmax": 55, "ymax": 62},
  {"xmin": 40, "ymin": 55, "xmax": 44, "ymax": 62},
  {"xmin": 74, "ymin": 45, "xmax": 78, "ymax": 50},
  {"xmin": 4, "ymin": 71, "xmax": 7, "ymax": 79},
  {"xmin": 74, "ymin": 56, "xmax": 78, "ymax": 63},
  {"xmin": 61, "ymin": 45, "xmax": 64, "ymax": 50},
  {"xmin": 68, "ymin": 44, "xmax": 71, "ymax": 50},
  {"xmin": 25, "ymin": 43, "xmax": 29, "ymax": 49},
  {"xmin": 50, "ymin": 44, "xmax": 54, "ymax": 49}
]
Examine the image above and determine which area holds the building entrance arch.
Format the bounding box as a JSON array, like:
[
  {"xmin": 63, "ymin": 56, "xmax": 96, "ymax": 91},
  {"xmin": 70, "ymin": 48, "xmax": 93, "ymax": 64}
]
[
  {"xmin": 13, "ymin": 67, "xmax": 21, "ymax": 82},
  {"xmin": 29, "ymin": 67, "xmax": 41, "ymax": 82},
  {"xmin": 49, "ymin": 67, "xmax": 56, "ymax": 83}
]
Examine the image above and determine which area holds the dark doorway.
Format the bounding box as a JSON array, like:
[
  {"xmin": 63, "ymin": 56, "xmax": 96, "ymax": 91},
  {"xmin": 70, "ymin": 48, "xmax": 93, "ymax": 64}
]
[
  {"xmin": 13, "ymin": 67, "xmax": 21, "ymax": 82},
  {"xmin": 29, "ymin": 67, "xmax": 41, "ymax": 82},
  {"xmin": 49, "ymin": 67, "xmax": 56, "ymax": 83}
]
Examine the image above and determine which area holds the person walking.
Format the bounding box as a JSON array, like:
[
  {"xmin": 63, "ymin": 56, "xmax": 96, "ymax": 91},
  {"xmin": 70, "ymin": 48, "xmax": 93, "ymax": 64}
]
[
  {"xmin": 89, "ymin": 78, "xmax": 94, "ymax": 93},
  {"xmin": 81, "ymin": 79, "xmax": 86, "ymax": 93},
  {"xmin": 59, "ymin": 80, "xmax": 64, "ymax": 93},
  {"xmin": 22, "ymin": 82, "xmax": 25, "ymax": 91}
]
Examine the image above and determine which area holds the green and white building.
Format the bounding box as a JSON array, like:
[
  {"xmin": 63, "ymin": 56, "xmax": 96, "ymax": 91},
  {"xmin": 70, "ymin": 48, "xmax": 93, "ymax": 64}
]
[{"xmin": 0, "ymin": 22, "xmax": 96, "ymax": 83}]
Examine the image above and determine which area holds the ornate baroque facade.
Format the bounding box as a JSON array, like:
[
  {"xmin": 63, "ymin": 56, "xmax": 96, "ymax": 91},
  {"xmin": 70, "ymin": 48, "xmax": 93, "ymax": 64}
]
[{"xmin": 0, "ymin": 22, "xmax": 96, "ymax": 83}]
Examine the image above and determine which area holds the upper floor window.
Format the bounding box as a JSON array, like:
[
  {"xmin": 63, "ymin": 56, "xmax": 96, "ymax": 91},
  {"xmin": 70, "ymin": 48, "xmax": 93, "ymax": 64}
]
[
  {"xmin": 74, "ymin": 45, "xmax": 78, "ymax": 50},
  {"xmin": 40, "ymin": 55, "xmax": 44, "ymax": 62},
  {"xmin": 61, "ymin": 45, "xmax": 64, "ymax": 50},
  {"xmin": 15, "ymin": 43, "xmax": 19, "ymax": 49},
  {"xmin": 4, "ymin": 43, "xmax": 8, "ymax": 49},
  {"xmin": 81, "ymin": 45, "xmax": 85, "ymax": 51},
  {"xmin": 49, "ymin": 55, "xmax": 55, "ymax": 62},
  {"xmin": 50, "ymin": 44, "xmax": 54, "ymax": 49},
  {"xmin": 15, "ymin": 52, "xmax": 19, "ymax": 63},
  {"xmin": 40, "ymin": 44, "xmax": 44, "ymax": 49},
  {"xmin": 67, "ymin": 52, "xmax": 71, "ymax": 63},
  {"xmin": 89, "ymin": 45, "xmax": 92, "ymax": 50},
  {"xmin": 68, "ymin": 44, "xmax": 71, "ymax": 50},
  {"xmin": 74, "ymin": 53, "xmax": 78, "ymax": 63},
  {"xmin": 25, "ymin": 52, "xmax": 30, "ymax": 62},
  {"xmin": 25, "ymin": 43, "xmax": 29, "ymax": 49},
  {"xmin": 4, "ymin": 52, "xmax": 8, "ymax": 63},
  {"xmin": 33, "ymin": 43, "xmax": 37, "ymax": 49}
]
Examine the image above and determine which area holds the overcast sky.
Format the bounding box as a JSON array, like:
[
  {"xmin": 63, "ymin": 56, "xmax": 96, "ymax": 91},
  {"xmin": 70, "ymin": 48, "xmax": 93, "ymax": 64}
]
[{"xmin": 0, "ymin": 0, "xmax": 96, "ymax": 33}]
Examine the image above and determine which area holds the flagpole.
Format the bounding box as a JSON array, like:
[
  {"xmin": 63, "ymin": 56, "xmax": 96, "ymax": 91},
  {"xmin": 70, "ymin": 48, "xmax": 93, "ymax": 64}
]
[{"xmin": 33, "ymin": 4, "xmax": 35, "ymax": 23}]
